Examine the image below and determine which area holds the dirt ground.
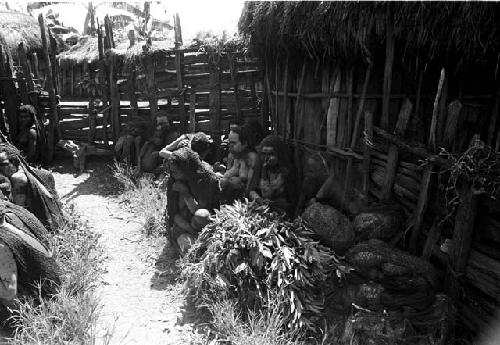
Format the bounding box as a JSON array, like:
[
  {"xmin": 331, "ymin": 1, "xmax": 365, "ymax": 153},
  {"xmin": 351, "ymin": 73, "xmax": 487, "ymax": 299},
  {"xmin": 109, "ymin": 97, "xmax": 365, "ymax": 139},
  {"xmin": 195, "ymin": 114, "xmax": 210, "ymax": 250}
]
[{"xmin": 52, "ymin": 158, "xmax": 197, "ymax": 345}]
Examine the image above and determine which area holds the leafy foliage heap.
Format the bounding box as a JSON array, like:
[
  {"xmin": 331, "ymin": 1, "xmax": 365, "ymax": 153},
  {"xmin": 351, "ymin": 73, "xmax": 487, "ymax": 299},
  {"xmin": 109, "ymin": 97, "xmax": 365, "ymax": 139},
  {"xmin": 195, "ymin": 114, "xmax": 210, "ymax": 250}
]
[
  {"xmin": 439, "ymin": 137, "xmax": 500, "ymax": 219},
  {"xmin": 182, "ymin": 200, "xmax": 340, "ymax": 332}
]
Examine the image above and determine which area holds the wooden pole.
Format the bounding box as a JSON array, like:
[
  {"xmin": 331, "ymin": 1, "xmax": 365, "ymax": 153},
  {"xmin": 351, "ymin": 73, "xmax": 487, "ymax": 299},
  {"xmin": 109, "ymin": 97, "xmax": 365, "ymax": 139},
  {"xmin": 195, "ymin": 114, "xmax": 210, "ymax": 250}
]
[
  {"xmin": 176, "ymin": 50, "xmax": 187, "ymax": 132},
  {"xmin": 209, "ymin": 54, "xmax": 221, "ymax": 159},
  {"xmin": 260, "ymin": 74, "xmax": 269, "ymax": 132},
  {"xmin": 174, "ymin": 13, "xmax": 183, "ymax": 48},
  {"xmin": 487, "ymin": 84, "xmax": 500, "ymax": 147},
  {"xmin": 143, "ymin": 54, "xmax": 158, "ymax": 124},
  {"xmin": 381, "ymin": 3, "xmax": 395, "ymax": 129},
  {"xmin": 38, "ymin": 14, "xmax": 57, "ymax": 162},
  {"xmin": 189, "ymin": 90, "xmax": 196, "ymax": 133},
  {"xmin": 446, "ymin": 182, "xmax": 478, "ymax": 343},
  {"xmin": 381, "ymin": 98, "xmax": 413, "ymax": 200},
  {"xmin": 326, "ymin": 68, "xmax": 341, "ymax": 146},
  {"xmin": 229, "ymin": 53, "xmax": 242, "ymax": 125},
  {"xmin": 0, "ymin": 46, "xmax": 18, "ymax": 140},
  {"xmin": 48, "ymin": 28, "xmax": 58, "ymax": 94},
  {"xmin": 362, "ymin": 109, "xmax": 374, "ymax": 197},
  {"xmin": 127, "ymin": 68, "xmax": 138, "ymax": 116},
  {"xmin": 342, "ymin": 64, "xmax": 372, "ymax": 208},
  {"xmin": 98, "ymin": 23, "xmax": 109, "ymax": 145},
  {"xmin": 409, "ymin": 69, "xmax": 446, "ymax": 253},
  {"xmin": 88, "ymin": 100, "xmax": 96, "ymax": 143},
  {"xmin": 283, "ymin": 55, "xmax": 289, "ymax": 138},
  {"xmin": 437, "ymin": 75, "xmax": 448, "ymax": 147},
  {"xmin": 345, "ymin": 68, "xmax": 354, "ymax": 147},
  {"xmin": 428, "ymin": 68, "xmax": 446, "ymax": 151},
  {"xmin": 109, "ymin": 55, "xmax": 120, "ymax": 142},
  {"xmin": 31, "ymin": 52, "xmax": 39, "ymax": 80},
  {"xmin": 16, "ymin": 43, "xmax": 31, "ymax": 105}
]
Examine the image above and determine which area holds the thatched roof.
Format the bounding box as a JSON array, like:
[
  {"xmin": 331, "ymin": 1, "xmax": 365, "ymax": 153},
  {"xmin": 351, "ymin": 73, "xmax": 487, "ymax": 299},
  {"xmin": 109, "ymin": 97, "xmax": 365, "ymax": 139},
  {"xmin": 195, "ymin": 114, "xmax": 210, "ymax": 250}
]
[
  {"xmin": 239, "ymin": 2, "xmax": 500, "ymax": 70},
  {"xmin": 0, "ymin": 11, "xmax": 67, "ymax": 59},
  {"xmin": 0, "ymin": 11, "xmax": 43, "ymax": 57}
]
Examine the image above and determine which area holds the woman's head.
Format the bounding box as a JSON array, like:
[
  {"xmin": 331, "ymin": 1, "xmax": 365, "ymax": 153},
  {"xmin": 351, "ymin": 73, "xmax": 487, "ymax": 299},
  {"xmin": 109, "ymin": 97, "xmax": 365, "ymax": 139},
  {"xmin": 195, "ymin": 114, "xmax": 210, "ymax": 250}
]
[
  {"xmin": 259, "ymin": 135, "xmax": 290, "ymax": 170},
  {"xmin": 18, "ymin": 105, "xmax": 36, "ymax": 129}
]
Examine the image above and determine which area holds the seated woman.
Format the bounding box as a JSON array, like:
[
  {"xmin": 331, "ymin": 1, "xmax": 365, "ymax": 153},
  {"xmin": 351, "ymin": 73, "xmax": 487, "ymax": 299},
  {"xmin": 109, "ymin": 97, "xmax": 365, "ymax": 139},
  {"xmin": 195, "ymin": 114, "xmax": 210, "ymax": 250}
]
[
  {"xmin": 0, "ymin": 143, "xmax": 63, "ymax": 231},
  {"xmin": 166, "ymin": 147, "xmax": 221, "ymax": 255},
  {"xmin": 13, "ymin": 105, "xmax": 46, "ymax": 164},
  {"xmin": 249, "ymin": 135, "xmax": 297, "ymax": 217},
  {"xmin": 114, "ymin": 123, "xmax": 147, "ymax": 165}
]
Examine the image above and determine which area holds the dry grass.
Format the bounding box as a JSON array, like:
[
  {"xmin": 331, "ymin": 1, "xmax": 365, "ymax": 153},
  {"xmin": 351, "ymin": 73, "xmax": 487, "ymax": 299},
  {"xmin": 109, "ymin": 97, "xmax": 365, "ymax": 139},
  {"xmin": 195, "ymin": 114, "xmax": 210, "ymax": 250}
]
[
  {"xmin": 7, "ymin": 204, "xmax": 109, "ymax": 345},
  {"xmin": 112, "ymin": 161, "xmax": 168, "ymax": 237}
]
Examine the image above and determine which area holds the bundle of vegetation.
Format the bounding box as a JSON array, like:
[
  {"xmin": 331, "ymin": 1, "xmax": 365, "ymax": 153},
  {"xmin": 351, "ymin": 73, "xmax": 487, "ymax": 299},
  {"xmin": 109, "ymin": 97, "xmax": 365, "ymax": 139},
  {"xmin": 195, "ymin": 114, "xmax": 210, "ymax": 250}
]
[
  {"xmin": 439, "ymin": 136, "xmax": 500, "ymax": 220},
  {"xmin": 182, "ymin": 199, "xmax": 347, "ymax": 333}
]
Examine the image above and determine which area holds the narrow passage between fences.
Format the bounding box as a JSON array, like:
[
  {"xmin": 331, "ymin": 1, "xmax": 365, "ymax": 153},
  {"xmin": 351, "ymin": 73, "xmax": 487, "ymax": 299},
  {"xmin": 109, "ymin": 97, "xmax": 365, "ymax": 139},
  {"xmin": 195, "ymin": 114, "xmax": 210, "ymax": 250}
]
[{"xmin": 53, "ymin": 160, "xmax": 194, "ymax": 345}]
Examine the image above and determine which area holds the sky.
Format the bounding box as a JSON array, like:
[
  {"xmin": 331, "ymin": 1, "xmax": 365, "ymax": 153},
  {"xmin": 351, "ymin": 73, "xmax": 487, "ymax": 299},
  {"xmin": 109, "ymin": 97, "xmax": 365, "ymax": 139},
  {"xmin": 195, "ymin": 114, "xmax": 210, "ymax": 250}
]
[{"xmin": 0, "ymin": 1, "xmax": 246, "ymax": 41}]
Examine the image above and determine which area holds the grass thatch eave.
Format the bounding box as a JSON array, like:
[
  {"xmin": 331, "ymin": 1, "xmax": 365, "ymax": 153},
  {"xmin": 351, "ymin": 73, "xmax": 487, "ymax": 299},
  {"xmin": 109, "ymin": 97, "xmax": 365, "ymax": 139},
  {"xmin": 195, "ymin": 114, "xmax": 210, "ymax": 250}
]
[
  {"xmin": 0, "ymin": 11, "xmax": 43, "ymax": 58},
  {"xmin": 239, "ymin": 2, "xmax": 500, "ymax": 71},
  {"xmin": 57, "ymin": 36, "xmax": 99, "ymax": 64}
]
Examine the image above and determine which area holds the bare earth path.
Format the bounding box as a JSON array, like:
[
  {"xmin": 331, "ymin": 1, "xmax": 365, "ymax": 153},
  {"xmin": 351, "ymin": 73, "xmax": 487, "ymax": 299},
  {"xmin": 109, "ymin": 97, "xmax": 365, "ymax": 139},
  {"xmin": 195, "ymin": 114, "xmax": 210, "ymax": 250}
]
[{"xmin": 52, "ymin": 159, "xmax": 196, "ymax": 345}]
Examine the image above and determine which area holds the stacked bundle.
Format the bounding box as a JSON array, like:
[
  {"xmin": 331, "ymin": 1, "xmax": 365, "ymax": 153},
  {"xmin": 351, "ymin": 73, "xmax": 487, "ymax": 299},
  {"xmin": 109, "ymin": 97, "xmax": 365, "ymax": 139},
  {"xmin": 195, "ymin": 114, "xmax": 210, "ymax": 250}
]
[{"xmin": 303, "ymin": 202, "xmax": 447, "ymax": 344}]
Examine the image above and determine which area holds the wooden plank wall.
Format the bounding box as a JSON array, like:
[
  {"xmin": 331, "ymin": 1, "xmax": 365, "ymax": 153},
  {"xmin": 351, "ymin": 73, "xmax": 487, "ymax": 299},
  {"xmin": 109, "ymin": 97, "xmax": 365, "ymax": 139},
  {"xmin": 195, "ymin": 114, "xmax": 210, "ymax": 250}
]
[
  {"xmin": 58, "ymin": 49, "xmax": 264, "ymax": 144},
  {"xmin": 266, "ymin": 54, "xmax": 500, "ymax": 339}
]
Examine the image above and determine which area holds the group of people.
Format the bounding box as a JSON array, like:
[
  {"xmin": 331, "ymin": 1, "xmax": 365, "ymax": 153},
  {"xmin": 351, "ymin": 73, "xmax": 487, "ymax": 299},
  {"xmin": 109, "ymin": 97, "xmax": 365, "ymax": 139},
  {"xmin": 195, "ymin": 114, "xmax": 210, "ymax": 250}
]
[
  {"xmin": 121, "ymin": 117, "xmax": 299, "ymax": 255},
  {"xmin": 0, "ymin": 106, "xmax": 63, "ymax": 315}
]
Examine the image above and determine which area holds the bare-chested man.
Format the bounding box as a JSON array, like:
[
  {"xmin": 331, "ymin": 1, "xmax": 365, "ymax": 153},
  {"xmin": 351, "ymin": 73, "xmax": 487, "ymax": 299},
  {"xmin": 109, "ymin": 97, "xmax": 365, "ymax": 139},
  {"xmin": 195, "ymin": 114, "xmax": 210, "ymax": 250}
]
[{"xmin": 14, "ymin": 105, "xmax": 40, "ymax": 163}]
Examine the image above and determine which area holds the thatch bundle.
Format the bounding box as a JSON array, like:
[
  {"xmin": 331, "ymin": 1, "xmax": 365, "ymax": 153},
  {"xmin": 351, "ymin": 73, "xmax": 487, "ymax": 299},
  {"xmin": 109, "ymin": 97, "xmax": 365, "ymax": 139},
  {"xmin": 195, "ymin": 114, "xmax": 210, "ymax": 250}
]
[{"xmin": 239, "ymin": 2, "xmax": 500, "ymax": 70}]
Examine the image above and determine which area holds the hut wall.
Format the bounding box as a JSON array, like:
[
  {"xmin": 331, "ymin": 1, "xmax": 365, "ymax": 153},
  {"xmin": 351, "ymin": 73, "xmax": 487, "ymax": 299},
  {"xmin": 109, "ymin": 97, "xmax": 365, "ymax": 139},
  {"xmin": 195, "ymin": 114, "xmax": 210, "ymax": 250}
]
[{"xmin": 264, "ymin": 54, "xmax": 500, "ymax": 337}]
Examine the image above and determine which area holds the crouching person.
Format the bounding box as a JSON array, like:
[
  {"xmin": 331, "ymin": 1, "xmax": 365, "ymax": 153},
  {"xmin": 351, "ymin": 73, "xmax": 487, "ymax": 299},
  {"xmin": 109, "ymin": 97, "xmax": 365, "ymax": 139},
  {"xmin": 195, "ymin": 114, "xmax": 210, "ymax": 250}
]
[
  {"xmin": 0, "ymin": 143, "xmax": 63, "ymax": 230},
  {"xmin": 166, "ymin": 147, "xmax": 221, "ymax": 255}
]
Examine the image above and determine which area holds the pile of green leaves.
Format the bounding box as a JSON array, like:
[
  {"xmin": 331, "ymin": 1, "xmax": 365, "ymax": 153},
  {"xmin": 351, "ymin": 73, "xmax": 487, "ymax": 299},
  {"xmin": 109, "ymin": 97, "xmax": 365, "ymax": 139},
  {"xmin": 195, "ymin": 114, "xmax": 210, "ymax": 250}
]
[{"xmin": 182, "ymin": 200, "xmax": 341, "ymax": 332}]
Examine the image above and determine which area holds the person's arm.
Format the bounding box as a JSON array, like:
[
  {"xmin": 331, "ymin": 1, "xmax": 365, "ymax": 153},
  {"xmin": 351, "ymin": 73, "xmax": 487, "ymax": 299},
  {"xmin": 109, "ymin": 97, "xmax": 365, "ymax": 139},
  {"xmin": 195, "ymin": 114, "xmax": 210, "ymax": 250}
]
[
  {"xmin": 27, "ymin": 129, "xmax": 38, "ymax": 162},
  {"xmin": 135, "ymin": 142, "xmax": 149, "ymax": 175}
]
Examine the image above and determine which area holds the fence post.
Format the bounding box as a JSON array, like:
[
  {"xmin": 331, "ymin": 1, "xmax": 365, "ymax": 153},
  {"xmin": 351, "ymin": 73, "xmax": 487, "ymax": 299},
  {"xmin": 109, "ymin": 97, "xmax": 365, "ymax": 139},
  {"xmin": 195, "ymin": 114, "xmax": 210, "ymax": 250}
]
[
  {"xmin": 38, "ymin": 14, "xmax": 57, "ymax": 163},
  {"xmin": 0, "ymin": 46, "xmax": 18, "ymax": 139},
  {"xmin": 209, "ymin": 53, "xmax": 221, "ymax": 160},
  {"xmin": 175, "ymin": 50, "xmax": 187, "ymax": 132}
]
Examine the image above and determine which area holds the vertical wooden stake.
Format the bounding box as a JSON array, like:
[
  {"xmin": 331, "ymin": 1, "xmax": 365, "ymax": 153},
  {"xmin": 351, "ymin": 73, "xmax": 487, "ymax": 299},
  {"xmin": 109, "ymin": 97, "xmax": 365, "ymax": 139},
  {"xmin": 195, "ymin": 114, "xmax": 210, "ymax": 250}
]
[
  {"xmin": 109, "ymin": 55, "xmax": 121, "ymax": 142},
  {"xmin": 326, "ymin": 68, "xmax": 341, "ymax": 146},
  {"xmin": 209, "ymin": 56, "xmax": 221, "ymax": 159},
  {"xmin": 229, "ymin": 53, "xmax": 241, "ymax": 125},
  {"xmin": 381, "ymin": 3, "xmax": 395, "ymax": 129},
  {"xmin": 346, "ymin": 68, "xmax": 354, "ymax": 147},
  {"xmin": 437, "ymin": 75, "xmax": 448, "ymax": 147},
  {"xmin": 362, "ymin": 109, "xmax": 374, "ymax": 198},
  {"xmin": 428, "ymin": 68, "xmax": 446, "ymax": 151},
  {"xmin": 127, "ymin": 67, "xmax": 138, "ymax": 116},
  {"xmin": 17, "ymin": 43, "xmax": 31, "ymax": 105},
  {"xmin": 88, "ymin": 100, "xmax": 96, "ymax": 143},
  {"xmin": 382, "ymin": 98, "xmax": 413, "ymax": 200},
  {"xmin": 446, "ymin": 182, "xmax": 478, "ymax": 343},
  {"xmin": 189, "ymin": 90, "xmax": 196, "ymax": 133},
  {"xmin": 38, "ymin": 14, "xmax": 57, "ymax": 162},
  {"xmin": 283, "ymin": 55, "xmax": 290, "ymax": 138},
  {"xmin": 31, "ymin": 52, "xmax": 40, "ymax": 80},
  {"xmin": 0, "ymin": 46, "xmax": 18, "ymax": 140},
  {"xmin": 175, "ymin": 50, "xmax": 187, "ymax": 132},
  {"xmin": 143, "ymin": 54, "xmax": 158, "ymax": 124},
  {"xmin": 487, "ymin": 84, "xmax": 500, "ymax": 147}
]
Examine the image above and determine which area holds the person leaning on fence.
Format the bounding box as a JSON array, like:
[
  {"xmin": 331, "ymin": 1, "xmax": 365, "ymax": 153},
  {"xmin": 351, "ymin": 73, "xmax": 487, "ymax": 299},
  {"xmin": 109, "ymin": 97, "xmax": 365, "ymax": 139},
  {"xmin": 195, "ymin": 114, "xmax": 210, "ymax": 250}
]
[{"xmin": 249, "ymin": 135, "xmax": 297, "ymax": 217}]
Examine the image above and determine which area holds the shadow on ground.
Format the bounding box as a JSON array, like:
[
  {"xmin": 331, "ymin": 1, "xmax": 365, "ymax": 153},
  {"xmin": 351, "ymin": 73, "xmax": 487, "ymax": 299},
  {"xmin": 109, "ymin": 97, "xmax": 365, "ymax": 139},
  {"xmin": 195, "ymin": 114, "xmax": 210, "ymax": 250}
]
[
  {"xmin": 151, "ymin": 241, "xmax": 182, "ymax": 290},
  {"xmin": 50, "ymin": 157, "xmax": 123, "ymax": 202}
]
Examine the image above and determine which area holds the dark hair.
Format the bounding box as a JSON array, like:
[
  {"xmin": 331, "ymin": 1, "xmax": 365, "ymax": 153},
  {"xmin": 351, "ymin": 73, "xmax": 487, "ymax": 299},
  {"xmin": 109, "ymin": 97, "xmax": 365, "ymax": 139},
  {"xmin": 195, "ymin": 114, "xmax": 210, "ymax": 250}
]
[
  {"xmin": 243, "ymin": 119, "xmax": 264, "ymax": 150},
  {"xmin": 229, "ymin": 125, "xmax": 250, "ymax": 146},
  {"xmin": 190, "ymin": 132, "xmax": 212, "ymax": 156},
  {"xmin": 18, "ymin": 104, "xmax": 36, "ymax": 127}
]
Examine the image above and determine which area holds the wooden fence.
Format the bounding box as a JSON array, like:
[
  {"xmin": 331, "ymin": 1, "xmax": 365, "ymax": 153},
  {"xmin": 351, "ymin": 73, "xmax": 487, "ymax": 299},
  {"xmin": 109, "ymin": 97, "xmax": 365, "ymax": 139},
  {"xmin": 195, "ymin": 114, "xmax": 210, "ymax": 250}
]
[{"xmin": 264, "ymin": 56, "xmax": 500, "ymax": 338}]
